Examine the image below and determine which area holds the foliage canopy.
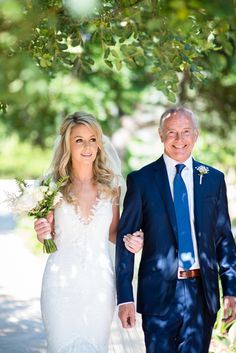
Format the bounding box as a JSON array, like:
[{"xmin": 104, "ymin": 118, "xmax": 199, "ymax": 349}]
[
  {"xmin": 1, "ymin": 0, "xmax": 235, "ymax": 99},
  {"xmin": 0, "ymin": 0, "xmax": 236, "ymax": 146}
]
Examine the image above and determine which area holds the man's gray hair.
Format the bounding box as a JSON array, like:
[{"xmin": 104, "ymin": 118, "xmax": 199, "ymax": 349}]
[{"xmin": 159, "ymin": 106, "xmax": 198, "ymax": 132}]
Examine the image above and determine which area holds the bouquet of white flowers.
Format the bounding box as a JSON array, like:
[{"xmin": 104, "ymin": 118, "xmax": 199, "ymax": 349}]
[{"xmin": 8, "ymin": 176, "xmax": 67, "ymax": 253}]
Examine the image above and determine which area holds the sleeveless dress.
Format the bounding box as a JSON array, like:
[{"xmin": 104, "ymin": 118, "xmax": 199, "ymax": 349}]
[{"xmin": 41, "ymin": 197, "xmax": 116, "ymax": 353}]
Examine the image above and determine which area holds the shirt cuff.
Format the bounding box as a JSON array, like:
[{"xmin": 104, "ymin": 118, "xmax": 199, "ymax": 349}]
[{"xmin": 118, "ymin": 301, "xmax": 134, "ymax": 307}]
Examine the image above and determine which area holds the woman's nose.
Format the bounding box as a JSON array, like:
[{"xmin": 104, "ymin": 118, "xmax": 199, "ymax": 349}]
[{"xmin": 82, "ymin": 140, "xmax": 90, "ymax": 148}]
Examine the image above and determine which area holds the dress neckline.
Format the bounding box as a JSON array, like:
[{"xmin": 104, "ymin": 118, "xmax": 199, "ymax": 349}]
[{"xmin": 75, "ymin": 197, "xmax": 101, "ymax": 225}]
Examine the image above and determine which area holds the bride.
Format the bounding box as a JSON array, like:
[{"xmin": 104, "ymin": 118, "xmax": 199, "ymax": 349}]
[{"xmin": 34, "ymin": 112, "xmax": 143, "ymax": 353}]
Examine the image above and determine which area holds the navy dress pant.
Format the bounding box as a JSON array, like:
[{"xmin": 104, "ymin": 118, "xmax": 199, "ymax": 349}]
[{"xmin": 142, "ymin": 278, "xmax": 216, "ymax": 353}]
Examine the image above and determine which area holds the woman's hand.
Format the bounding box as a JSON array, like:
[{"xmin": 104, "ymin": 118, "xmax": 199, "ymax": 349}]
[
  {"xmin": 123, "ymin": 230, "xmax": 144, "ymax": 253},
  {"xmin": 34, "ymin": 212, "xmax": 54, "ymax": 243}
]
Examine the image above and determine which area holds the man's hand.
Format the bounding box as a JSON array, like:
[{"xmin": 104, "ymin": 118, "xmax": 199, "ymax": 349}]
[
  {"xmin": 118, "ymin": 303, "xmax": 136, "ymax": 328},
  {"xmin": 223, "ymin": 296, "xmax": 236, "ymax": 323}
]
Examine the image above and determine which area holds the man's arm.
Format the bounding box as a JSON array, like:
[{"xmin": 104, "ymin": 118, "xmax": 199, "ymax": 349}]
[
  {"xmin": 216, "ymin": 176, "xmax": 236, "ymax": 322},
  {"xmin": 115, "ymin": 172, "xmax": 143, "ymax": 326}
]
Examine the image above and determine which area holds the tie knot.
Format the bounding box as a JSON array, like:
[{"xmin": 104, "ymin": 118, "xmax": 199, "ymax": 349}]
[{"xmin": 175, "ymin": 164, "xmax": 185, "ymax": 175}]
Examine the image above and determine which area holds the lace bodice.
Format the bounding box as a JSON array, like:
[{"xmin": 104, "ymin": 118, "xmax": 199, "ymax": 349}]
[{"xmin": 54, "ymin": 198, "xmax": 112, "ymax": 248}]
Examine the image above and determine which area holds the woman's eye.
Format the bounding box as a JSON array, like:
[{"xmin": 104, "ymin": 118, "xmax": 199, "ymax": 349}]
[
  {"xmin": 90, "ymin": 138, "xmax": 96, "ymax": 143},
  {"xmin": 75, "ymin": 138, "xmax": 83, "ymax": 143}
]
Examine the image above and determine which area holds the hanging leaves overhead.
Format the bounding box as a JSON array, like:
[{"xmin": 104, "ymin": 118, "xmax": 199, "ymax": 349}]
[{"xmin": 1, "ymin": 0, "xmax": 235, "ymax": 106}]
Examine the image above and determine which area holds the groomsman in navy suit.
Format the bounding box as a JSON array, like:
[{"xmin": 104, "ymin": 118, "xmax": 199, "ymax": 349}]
[{"xmin": 116, "ymin": 107, "xmax": 236, "ymax": 353}]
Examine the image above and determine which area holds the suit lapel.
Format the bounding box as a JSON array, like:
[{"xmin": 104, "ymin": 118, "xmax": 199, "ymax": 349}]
[
  {"xmin": 152, "ymin": 157, "xmax": 205, "ymax": 243},
  {"xmin": 153, "ymin": 156, "xmax": 178, "ymax": 242}
]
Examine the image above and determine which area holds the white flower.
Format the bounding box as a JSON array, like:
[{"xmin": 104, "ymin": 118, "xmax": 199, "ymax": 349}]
[
  {"xmin": 39, "ymin": 185, "xmax": 48, "ymax": 194},
  {"xmin": 13, "ymin": 186, "xmax": 44, "ymax": 213},
  {"xmin": 49, "ymin": 180, "xmax": 57, "ymax": 190},
  {"xmin": 195, "ymin": 165, "xmax": 209, "ymax": 185},
  {"xmin": 196, "ymin": 165, "xmax": 209, "ymax": 175},
  {"xmin": 7, "ymin": 176, "xmax": 67, "ymax": 218}
]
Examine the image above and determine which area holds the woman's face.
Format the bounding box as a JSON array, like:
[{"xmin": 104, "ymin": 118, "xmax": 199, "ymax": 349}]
[{"xmin": 70, "ymin": 124, "xmax": 99, "ymax": 166}]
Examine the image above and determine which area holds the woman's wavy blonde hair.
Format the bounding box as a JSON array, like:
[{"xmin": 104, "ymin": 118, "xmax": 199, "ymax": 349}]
[{"xmin": 51, "ymin": 112, "xmax": 118, "ymax": 202}]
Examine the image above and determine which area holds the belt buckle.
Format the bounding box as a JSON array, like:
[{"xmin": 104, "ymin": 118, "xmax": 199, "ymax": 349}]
[{"xmin": 178, "ymin": 269, "xmax": 200, "ymax": 279}]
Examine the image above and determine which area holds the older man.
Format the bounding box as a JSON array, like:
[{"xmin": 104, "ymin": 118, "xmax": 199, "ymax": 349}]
[{"xmin": 116, "ymin": 107, "xmax": 236, "ymax": 353}]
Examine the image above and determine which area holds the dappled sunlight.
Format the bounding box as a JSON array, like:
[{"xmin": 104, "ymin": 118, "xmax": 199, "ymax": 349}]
[
  {"xmin": 142, "ymin": 278, "xmax": 216, "ymax": 352},
  {"xmin": 146, "ymin": 246, "xmax": 178, "ymax": 280},
  {"xmin": 0, "ymin": 181, "xmax": 235, "ymax": 352},
  {"xmin": 109, "ymin": 309, "xmax": 145, "ymax": 353},
  {"xmin": 63, "ymin": 0, "xmax": 100, "ymax": 17},
  {"xmin": 0, "ymin": 295, "xmax": 46, "ymax": 353}
]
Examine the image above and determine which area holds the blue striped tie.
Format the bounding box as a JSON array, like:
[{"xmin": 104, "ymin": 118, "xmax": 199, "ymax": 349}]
[{"xmin": 174, "ymin": 164, "xmax": 195, "ymax": 270}]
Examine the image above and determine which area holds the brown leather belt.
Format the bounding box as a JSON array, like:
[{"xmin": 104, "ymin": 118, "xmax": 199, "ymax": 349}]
[{"xmin": 178, "ymin": 269, "xmax": 200, "ymax": 279}]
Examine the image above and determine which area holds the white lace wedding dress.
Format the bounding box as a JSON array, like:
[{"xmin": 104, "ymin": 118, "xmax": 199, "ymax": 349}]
[{"xmin": 41, "ymin": 197, "xmax": 116, "ymax": 353}]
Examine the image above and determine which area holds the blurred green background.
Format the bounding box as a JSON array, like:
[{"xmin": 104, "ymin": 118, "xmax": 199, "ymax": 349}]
[
  {"xmin": 1, "ymin": 0, "xmax": 236, "ymax": 220},
  {"xmin": 0, "ymin": 1, "xmax": 236, "ymax": 351}
]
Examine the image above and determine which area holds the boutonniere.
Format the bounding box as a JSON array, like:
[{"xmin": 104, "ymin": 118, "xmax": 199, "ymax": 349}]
[{"xmin": 195, "ymin": 165, "xmax": 209, "ymax": 185}]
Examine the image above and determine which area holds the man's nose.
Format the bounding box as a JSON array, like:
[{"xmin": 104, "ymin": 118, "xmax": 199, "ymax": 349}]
[{"xmin": 174, "ymin": 132, "xmax": 182, "ymax": 140}]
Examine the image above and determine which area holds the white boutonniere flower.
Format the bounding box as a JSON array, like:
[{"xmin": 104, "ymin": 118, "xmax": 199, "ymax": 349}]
[{"xmin": 195, "ymin": 165, "xmax": 209, "ymax": 185}]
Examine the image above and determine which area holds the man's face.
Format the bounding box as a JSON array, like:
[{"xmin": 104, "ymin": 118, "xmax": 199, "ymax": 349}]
[{"xmin": 159, "ymin": 112, "xmax": 199, "ymax": 163}]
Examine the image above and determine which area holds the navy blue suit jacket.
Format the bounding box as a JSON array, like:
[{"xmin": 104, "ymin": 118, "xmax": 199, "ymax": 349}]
[{"xmin": 115, "ymin": 156, "xmax": 236, "ymax": 316}]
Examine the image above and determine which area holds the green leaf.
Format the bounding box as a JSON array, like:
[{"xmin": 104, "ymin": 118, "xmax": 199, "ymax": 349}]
[
  {"xmin": 104, "ymin": 60, "xmax": 113, "ymax": 68},
  {"xmin": 120, "ymin": 44, "xmax": 138, "ymax": 56},
  {"xmin": 86, "ymin": 57, "xmax": 95, "ymax": 65},
  {"xmin": 124, "ymin": 57, "xmax": 137, "ymax": 69},
  {"xmin": 114, "ymin": 60, "xmax": 122, "ymax": 71},
  {"xmin": 111, "ymin": 49, "xmax": 119, "ymax": 58},
  {"xmin": 133, "ymin": 54, "xmax": 145, "ymax": 66},
  {"xmin": 104, "ymin": 47, "xmax": 110, "ymax": 59},
  {"xmin": 167, "ymin": 91, "xmax": 176, "ymax": 103},
  {"xmin": 117, "ymin": 0, "xmax": 141, "ymax": 8},
  {"xmin": 81, "ymin": 63, "xmax": 92, "ymax": 73},
  {"xmin": 71, "ymin": 39, "xmax": 81, "ymax": 47},
  {"xmin": 58, "ymin": 43, "xmax": 68, "ymax": 50}
]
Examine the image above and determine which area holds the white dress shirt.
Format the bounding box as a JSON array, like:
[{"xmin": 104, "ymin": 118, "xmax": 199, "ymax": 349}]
[{"xmin": 163, "ymin": 154, "xmax": 200, "ymax": 270}]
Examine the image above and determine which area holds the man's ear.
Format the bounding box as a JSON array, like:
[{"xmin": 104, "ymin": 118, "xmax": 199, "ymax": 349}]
[
  {"xmin": 158, "ymin": 128, "xmax": 164, "ymax": 142},
  {"xmin": 194, "ymin": 129, "xmax": 199, "ymax": 141}
]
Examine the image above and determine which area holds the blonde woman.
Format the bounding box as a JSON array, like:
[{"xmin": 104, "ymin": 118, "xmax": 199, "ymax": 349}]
[{"xmin": 34, "ymin": 112, "xmax": 143, "ymax": 353}]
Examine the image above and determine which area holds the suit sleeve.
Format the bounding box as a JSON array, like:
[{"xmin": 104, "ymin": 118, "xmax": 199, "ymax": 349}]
[
  {"xmin": 115, "ymin": 172, "xmax": 143, "ymax": 305},
  {"xmin": 216, "ymin": 176, "xmax": 236, "ymax": 297}
]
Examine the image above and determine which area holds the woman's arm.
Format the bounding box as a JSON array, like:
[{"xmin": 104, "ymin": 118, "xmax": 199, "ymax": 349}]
[
  {"xmin": 123, "ymin": 230, "xmax": 144, "ymax": 253},
  {"xmin": 109, "ymin": 190, "xmax": 144, "ymax": 253},
  {"xmin": 109, "ymin": 195, "xmax": 120, "ymax": 244}
]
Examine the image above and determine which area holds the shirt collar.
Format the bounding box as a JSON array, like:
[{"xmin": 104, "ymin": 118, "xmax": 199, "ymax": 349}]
[{"xmin": 163, "ymin": 154, "xmax": 193, "ymax": 174}]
